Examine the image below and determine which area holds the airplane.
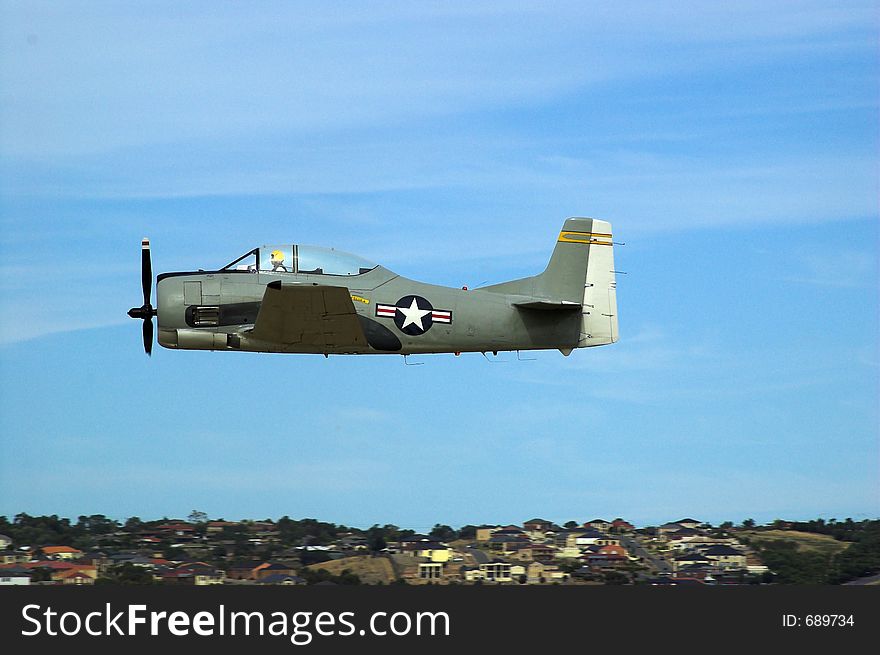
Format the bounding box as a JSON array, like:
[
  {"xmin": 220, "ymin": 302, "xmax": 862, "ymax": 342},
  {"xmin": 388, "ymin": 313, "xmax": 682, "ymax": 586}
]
[{"xmin": 127, "ymin": 217, "xmax": 619, "ymax": 357}]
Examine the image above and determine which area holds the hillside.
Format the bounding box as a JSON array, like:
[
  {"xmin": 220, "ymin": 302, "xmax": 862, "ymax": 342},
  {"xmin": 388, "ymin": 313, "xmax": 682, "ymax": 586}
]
[
  {"xmin": 305, "ymin": 555, "xmax": 397, "ymax": 585},
  {"xmin": 736, "ymin": 530, "xmax": 850, "ymax": 556}
]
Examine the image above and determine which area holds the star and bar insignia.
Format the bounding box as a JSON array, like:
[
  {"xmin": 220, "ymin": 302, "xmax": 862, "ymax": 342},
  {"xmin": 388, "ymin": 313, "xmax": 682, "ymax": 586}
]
[{"xmin": 375, "ymin": 295, "xmax": 452, "ymax": 335}]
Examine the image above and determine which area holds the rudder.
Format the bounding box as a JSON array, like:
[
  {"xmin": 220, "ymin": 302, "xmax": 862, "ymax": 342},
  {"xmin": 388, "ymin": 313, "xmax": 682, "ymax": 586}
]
[{"xmin": 577, "ymin": 218, "xmax": 618, "ymax": 347}]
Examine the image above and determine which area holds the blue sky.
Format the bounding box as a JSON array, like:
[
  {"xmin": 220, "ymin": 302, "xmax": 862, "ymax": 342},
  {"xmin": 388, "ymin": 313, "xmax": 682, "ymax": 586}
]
[{"xmin": 1, "ymin": 1, "xmax": 877, "ymax": 529}]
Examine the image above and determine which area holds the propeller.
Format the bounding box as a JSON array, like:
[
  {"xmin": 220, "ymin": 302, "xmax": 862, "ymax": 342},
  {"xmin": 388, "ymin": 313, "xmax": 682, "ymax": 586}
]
[{"xmin": 127, "ymin": 238, "xmax": 157, "ymax": 355}]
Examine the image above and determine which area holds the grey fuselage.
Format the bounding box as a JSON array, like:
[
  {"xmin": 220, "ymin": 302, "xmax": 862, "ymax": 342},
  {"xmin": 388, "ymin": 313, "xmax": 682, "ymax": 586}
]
[{"xmin": 156, "ymin": 266, "xmax": 582, "ymax": 355}]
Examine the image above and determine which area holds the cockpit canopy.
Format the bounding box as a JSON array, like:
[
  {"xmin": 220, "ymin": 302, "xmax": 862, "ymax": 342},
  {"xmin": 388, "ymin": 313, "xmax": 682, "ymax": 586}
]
[{"xmin": 222, "ymin": 245, "xmax": 377, "ymax": 276}]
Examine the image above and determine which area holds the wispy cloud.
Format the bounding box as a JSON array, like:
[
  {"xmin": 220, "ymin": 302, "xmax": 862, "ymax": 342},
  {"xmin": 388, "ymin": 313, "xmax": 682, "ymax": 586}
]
[
  {"xmin": 2, "ymin": 1, "xmax": 875, "ymax": 158},
  {"xmin": 782, "ymin": 247, "xmax": 877, "ymax": 288}
]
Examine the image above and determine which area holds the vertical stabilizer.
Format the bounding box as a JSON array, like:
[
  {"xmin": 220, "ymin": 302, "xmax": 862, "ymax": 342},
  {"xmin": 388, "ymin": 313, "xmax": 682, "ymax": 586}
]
[{"xmin": 479, "ymin": 217, "xmax": 619, "ymax": 347}]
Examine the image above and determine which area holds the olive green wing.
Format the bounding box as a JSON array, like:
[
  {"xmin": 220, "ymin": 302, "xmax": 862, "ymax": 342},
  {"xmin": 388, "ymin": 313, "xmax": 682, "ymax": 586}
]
[{"xmin": 249, "ymin": 281, "xmax": 368, "ymax": 349}]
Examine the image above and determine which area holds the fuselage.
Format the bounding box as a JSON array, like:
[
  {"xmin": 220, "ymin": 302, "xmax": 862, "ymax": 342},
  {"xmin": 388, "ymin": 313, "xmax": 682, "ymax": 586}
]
[{"xmin": 155, "ymin": 266, "xmax": 582, "ymax": 355}]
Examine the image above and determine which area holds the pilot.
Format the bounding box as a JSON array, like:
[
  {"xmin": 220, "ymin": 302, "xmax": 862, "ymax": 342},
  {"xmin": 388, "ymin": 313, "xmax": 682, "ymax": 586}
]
[{"xmin": 270, "ymin": 249, "xmax": 289, "ymax": 272}]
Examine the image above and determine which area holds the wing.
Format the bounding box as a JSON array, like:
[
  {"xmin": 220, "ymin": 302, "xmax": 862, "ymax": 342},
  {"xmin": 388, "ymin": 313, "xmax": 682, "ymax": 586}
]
[{"xmin": 249, "ymin": 281, "xmax": 368, "ymax": 350}]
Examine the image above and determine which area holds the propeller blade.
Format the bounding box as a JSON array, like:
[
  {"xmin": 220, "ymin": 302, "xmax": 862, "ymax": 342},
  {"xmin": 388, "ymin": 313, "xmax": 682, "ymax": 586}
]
[
  {"xmin": 143, "ymin": 317, "xmax": 154, "ymax": 356},
  {"xmin": 141, "ymin": 237, "xmax": 152, "ymax": 308},
  {"xmin": 130, "ymin": 238, "xmax": 156, "ymax": 356}
]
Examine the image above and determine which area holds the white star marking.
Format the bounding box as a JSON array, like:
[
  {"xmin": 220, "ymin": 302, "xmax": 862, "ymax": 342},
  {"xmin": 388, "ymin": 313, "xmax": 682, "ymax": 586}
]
[{"xmin": 397, "ymin": 297, "xmax": 432, "ymax": 331}]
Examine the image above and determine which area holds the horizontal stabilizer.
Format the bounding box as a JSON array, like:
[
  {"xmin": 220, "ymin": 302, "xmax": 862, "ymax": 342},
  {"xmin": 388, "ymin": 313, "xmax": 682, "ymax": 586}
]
[{"xmin": 512, "ymin": 298, "xmax": 582, "ymax": 311}]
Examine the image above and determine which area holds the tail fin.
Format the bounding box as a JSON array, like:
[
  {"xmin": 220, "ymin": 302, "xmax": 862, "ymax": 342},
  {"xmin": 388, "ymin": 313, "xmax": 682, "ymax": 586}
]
[{"xmin": 481, "ymin": 217, "xmax": 619, "ymax": 347}]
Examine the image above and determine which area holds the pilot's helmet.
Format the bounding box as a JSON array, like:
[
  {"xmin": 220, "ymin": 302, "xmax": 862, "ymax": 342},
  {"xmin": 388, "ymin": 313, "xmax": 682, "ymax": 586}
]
[{"xmin": 270, "ymin": 249, "xmax": 284, "ymax": 264}]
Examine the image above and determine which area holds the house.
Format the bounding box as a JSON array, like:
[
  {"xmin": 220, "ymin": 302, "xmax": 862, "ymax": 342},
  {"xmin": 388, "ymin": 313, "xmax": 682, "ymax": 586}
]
[
  {"xmin": 491, "ymin": 526, "xmax": 528, "ymax": 540},
  {"xmin": 417, "ymin": 562, "xmax": 444, "ymax": 580},
  {"xmin": 523, "ymin": 518, "xmax": 553, "ymax": 532},
  {"xmin": 0, "ymin": 551, "xmax": 29, "ymax": 565},
  {"xmin": 584, "ymin": 552, "xmax": 626, "ymax": 568},
  {"xmin": 672, "ymin": 564, "xmax": 715, "ymax": 581},
  {"xmin": 583, "ymin": 545, "xmax": 627, "ymax": 568},
  {"xmin": 522, "ymin": 518, "xmax": 555, "ymax": 540},
  {"xmin": 40, "ymin": 546, "xmax": 84, "ymax": 560},
  {"xmin": 746, "ymin": 554, "xmax": 769, "ymax": 575},
  {"xmin": 162, "ymin": 562, "xmax": 224, "ymax": 585},
  {"xmin": 0, "ymin": 564, "xmax": 31, "ymax": 585},
  {"xmin": 154, "ymin": 523, "xmax": 197, "ymax": 540},
  {"xmin": 475, "ymin": 526, "xmax": 499, "ymax": 543},
  {"xmin": 648, "ymin": 576, "xmax": 707, "ymax": 586},
  {"xmin": 598, "ymin": 544, "xmax": 626, "ymax": 558},
  {"xmin": 611, "ymin": 519, "xmax": 635, "ymax": 533},
  {"xmin": 556, "ymin": 546, "xmax": 584, "ymax": 559},
  {"xmin": 109, "ymin": 553, "xmax": 155, "ymax": 568},
  {"xmin": 483, "ymin": 526, "xmax": 527, "ymax": 549},
  {"xmin": 488, "ymin": 533, "xmax": 530, "ymax": 555},
  {"xmin": 673, "ymin": 553, "xmax": 712, "ymax": 571},
  {"xmin": 702, "ymin": 545, "xmax": 747, "ymax": 570},
  {"xmin": 53, "ymin": 568, "xmax": 97, "ymax": 585},
  {"xmin": 669, "ymin": 536, "xmax": 733, "ymax": 552},
  {"xmin": 0, "ymin": 534, "xmax": 12, "ymax": 549},
  {"xmin": 0, "ymin": 568, "xmax": 31, "ymax": 585},
  {"xmin": 584, "ymin": 519, "xmax": 611, "ymax": 531},
  {"xmin": 527, "ymin": 560, "xmax": 569, "ymax": 584},
  {"xmin": 80, "ymin": 551, "xmax": 110, "ymax": 572},
  {"xmin": 206, "ymin": 521, "xmax": 240, "ymax": 534},
  {"xmin": 573, "ymin": 530, "xmax": 604, "ymax": 547},
  {"xmin": 399, "ymin": 541, "xmax": 453, "ymax": 563},
  {"xmin": 675, "ymin": 518, "xmax": 703, "ymax": 530},
  {"xmin": 337, "ymin": 535, "xmax": 369, "ymax": 551},
  {"xmin": 510, "ymin": 544, "xmax": 556, "ymax": 562},
  {"xmin": 258, "ymin": 574, "xmax": 305, "ymax": 585},
  {"xmin": 253, "ymin": 562, "xmax": 298, "ymax": 580},
  {"xmin": 658, "ymin": 522, "xmax": 687, "ymax": 536},
  {"xmin": 667, "ymin": 528, "xmax": 700, "ymax": 542},
  {"xmin": 552, "ymin": 531, "xmax": 576, "ymax": 548},
  {"xmin": 25, "ymin": 560, "xmax": 77, "ymax": 573},
  {"xmin": 226, "ymin": 561, "xmax": 265, "ymax": 580},
  {"xmin": 479, "ymin": 561, "xmax": 512, "ymax": 583}
]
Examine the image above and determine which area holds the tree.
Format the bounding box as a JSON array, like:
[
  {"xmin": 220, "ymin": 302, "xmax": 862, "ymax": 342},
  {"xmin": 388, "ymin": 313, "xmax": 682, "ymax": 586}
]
[
  {"xmin": 563, "ymin": 521, "xmax": 579, "ymax": 529},
  {"xmin": 300, "ymin": 567, "xmax": 361, "ymax": 585},
  {"xmin": 124, "ymin": 516, "xmax": 143, "ymax": 532},
  {"xmin": 741, "ymin": 518, "xmax": 756, "ymax": 529},
  {"xmin": 76, "ymin": 515, "xmax": 118, "ymax": 535},
  {"xmin": 31, "ymin": 567, "xmax": 52, "ymax": 583},
  {"xmin": 458, "ymin": 525, "xmax": 477, "ymax": 540},
  {"xmin": 366, "ymin": 525, "xmax": 387, "ymax": 552},
  {"xmin": 188, "ymin": 510, "xmax": 209, "ymax": 524},
  {"xmin": 603, "ymin": 570, "xmax": 628, "ymax": 585},
  {"xmin": 429, "ymin": 524, "xmax": 457, "ymax": 542}
]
